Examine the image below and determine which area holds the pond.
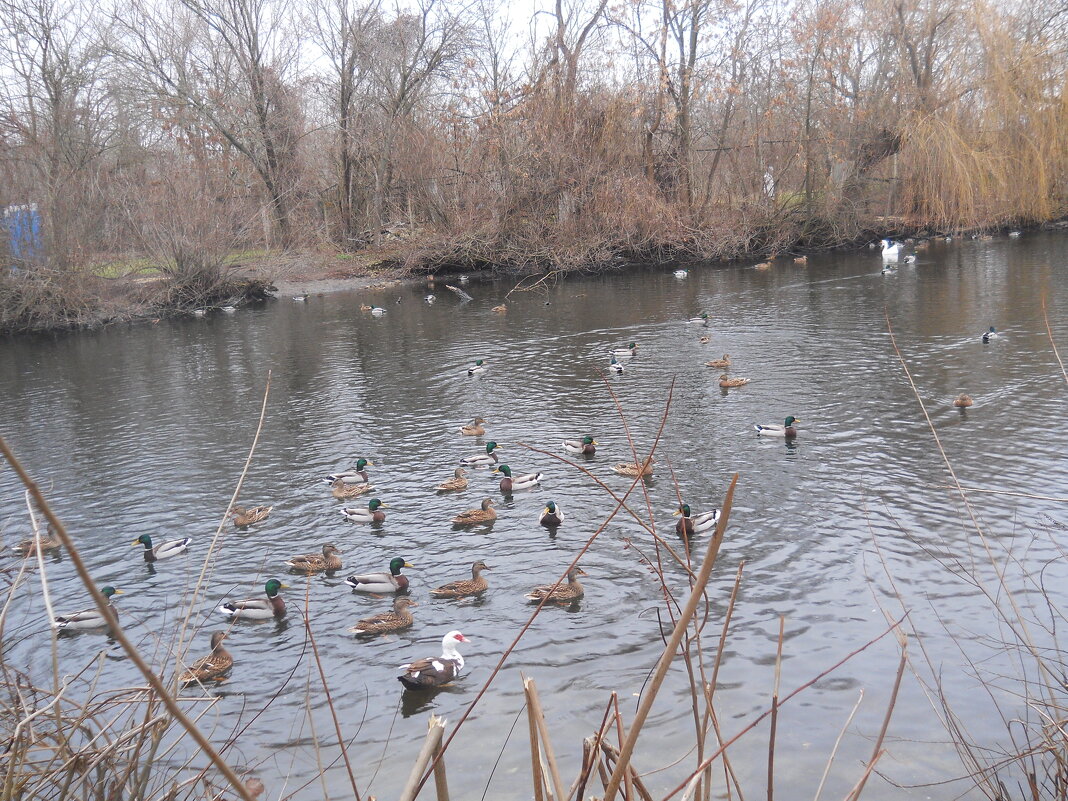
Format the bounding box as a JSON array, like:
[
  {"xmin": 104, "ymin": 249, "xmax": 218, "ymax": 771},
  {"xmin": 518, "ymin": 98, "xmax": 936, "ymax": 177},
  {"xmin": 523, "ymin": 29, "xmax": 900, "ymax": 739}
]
[{"xmin": 2, "ymin": 232, "xmax": 1067, "ymax": 800}]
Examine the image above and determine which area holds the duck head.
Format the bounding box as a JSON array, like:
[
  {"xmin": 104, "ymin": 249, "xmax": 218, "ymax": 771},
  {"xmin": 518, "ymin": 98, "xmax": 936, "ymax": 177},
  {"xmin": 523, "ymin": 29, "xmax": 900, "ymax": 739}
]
[
  {"xmin": 264, "ymin": 579, "xmax": 287, "ymax": 597},
  {"xmin": 389, "ymin": 557, "xmax": 414, "ymax": 574},
  {"xmin": 493, "ymin": 464, "xmax": 513, "ymax": 477}
]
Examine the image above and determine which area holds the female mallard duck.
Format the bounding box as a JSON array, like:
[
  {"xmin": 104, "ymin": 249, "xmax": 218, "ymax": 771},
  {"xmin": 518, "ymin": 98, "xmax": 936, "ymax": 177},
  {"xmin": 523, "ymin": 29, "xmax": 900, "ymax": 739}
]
[
  {"xmin": 705, "ymin": 354, "xmax": 731, "ymax": 368},
  {"xmin": 953, "ymin": 394, "xmax": 974, "ymax": 408},
  {"xmin": 452, "ymin": 498, "xmax": 497, "ymax": 525},
  {"xmin": 609, "ymin": 355, "xmax": 625, "ymax": 373},
  {"xmin": 330, "ymin": 479, "xmax": 375, "ymax": 499},
  {"xmin": 610, "ymin": 342, "xmax": 638, "ymax": 358},
  {"xmin": 350, "ymin": 597, "xmax": 418, "ymax": 636},
  {"xmin": 563, "ymin": 436, "xmax": 597, "ymax": 455},
  {"xmin": 525, "ymin": 566, "xmax": 586, "ymax": 603},
  {"xmin": 467, "ymin": 360, "xmax": 487, "ymax": 375},
  {"xmin": 179, "ymin": 631, "xmax": 233, "ymax": 685},
  {"xmin": 359, "ymin": 304, "xmax": 373, "ymax": 311},
  {"xmin": 231, "ymin": 505, "xmax": 272, "ymax": 528},
  {"xmin": 346, "ymin": 556, "xmax": 413, "ymax": 593},
  {"xmin": 754, "ymin": 261, "xmax": 772, "ymax": 270},
  {"xmin": 459, "ymin": 417, "xmax": 487, "ymax": 435},
  {"xmin": 339, "ymin": 498, "xmax": 387, "ymax": 523},
  {"xmin": 285, "ymin": 544, "xmax": 342, "ymax": 573},
  {"xmin": 493, "ymin": 464, "xmax": 542, "ymax": 492},
  {"xmin": 460, "ymin": 441, "xmax": 501, "ymax": 467},
  {"xmin": 430, "ymin": 560, "xmax": 490, "ymax": 598},
  {"xmin": 613, "ymin": 458, "xmax": 654, "ymax": 477},
  {"xmin": 217, "ymin": 579, "xmax": 288, "ymax": 620},
  {"xmin": 132, "ymin": 534, "xmax": 191, "ymax": 563},
  {"xmin": 793, "ymin": 255, "xmax": 808, "ymax": 264},
  {"xmin": 325, "ymin": 458, "xmax": 373, "ymax": 485},
  {"xmin": 754, "ymin": 416, "xmax": 800, "ymax": 437},
  {"xmin": 981, "ymin": 326, "xmax": 999, "ymax": 343},
  {"xmin": 719, "ymin": 374, "xmax": 751, "ymax": 388},
  {"xmin": 398, "ymin": 630, "xmax": 468, "ymax": 690},
  {"xmin": 539, "ymin": 501, "xmax": 563, "ymax": 527},
  {"xmin": 53, "ymin": 586, "xmax": 122, "ymax": 630},
  {"xmin": 673, "ymin": 504, "xmax": 721, "ymax": 537},
  {"xmin": 14, "ymin": 526, "xmax": 62, "ymax": 556},
  {"xmin": 436, "ymin": 468, "xmax": 468, "ymax": 492},
  {"xmin": 492, "ymin": 303, "xmax": 507, "ymax": 314}
]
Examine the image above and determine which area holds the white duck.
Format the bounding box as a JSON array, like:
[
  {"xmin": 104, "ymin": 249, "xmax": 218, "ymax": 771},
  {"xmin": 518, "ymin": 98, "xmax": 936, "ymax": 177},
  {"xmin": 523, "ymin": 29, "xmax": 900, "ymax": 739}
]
[{"xmin": 398, "ymin": 630, "xmax": 469, "ymax": 690}]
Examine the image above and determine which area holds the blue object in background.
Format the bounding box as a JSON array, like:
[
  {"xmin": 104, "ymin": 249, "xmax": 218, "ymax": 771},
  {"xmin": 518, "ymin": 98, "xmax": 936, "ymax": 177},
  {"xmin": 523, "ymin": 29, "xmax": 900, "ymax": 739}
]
[{"xmin": 4, "ymin": 204, "xmax": 42, "ymax": 266}]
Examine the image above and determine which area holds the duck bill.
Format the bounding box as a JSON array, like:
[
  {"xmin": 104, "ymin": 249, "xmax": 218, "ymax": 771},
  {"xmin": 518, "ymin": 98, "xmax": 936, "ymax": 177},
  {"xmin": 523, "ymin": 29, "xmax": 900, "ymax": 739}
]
[
  {"xmin": 111, "ymin": 589, "xmax": 125, "ymax": 595},
  {"xmin": 130, "ymin": 539, "xmax": 141, "ymax": 547},
  {"xmin": 403, "ymin": 561, "xmax": 415, "ymax": 568}
]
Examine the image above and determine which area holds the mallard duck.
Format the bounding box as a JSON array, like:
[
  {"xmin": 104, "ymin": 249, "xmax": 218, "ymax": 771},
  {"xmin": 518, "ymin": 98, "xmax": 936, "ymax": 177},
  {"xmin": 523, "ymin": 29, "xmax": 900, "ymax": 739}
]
[
  {"xmin": 339, "ymin": 498, "xmax": 387, "ymax": 523},
  {"xmin": 705, "ymin": 354, "xmax": 731, "ymax": 368},
  {"xmin": 460, "ymin": 441, "xmax": 501, "ymax": 467},
  {"xmin": 398, "ymin": 630, "xmax": 468, "ymax": 690},
  {"xmin": 953, "ymin": 394, "xmax": 974, "ymax": 408},
  {"xmin": 53, "ymin": 586, "xmax": 123, "ymax": 630},
  {"xmin": 221, "ymin": 305, "xmax": 237, "ymax": 313},
  {"xmin": 231, "ymin": 505, "xmax": 272, "ymax": 527},
  {"xmin": 981, "ymin": 326, "xmax": 999, "ymax": 343},
  {"xmin": 492, "ymin": 303, "xmax": 507, "ymax": 314},
  {"xmin": 793, "ymin": 255, "xmax": 808, "ymax": 264},
  {"xmin": 285, "ymin": 544, "xmax": 343, "ymax": 573},
  {"xmin": 687, "ymin": 312, "xmax": 710, "ymax": 325},
  {"xmin": 673, "ymin": 269, "xmax": 689, "ymax": 278},
  {"xmin": 192, "ymin": 308, "xmax": 207, "ymax": 317},
  {"xmin": 881, "ymin": 239, "xmax": 900, "ymax": 261},
  {"xmin": 13, "ymin": 526, "xmax": 62, "ymax": 556},
  {"xmin": 179, "ymin": 631, "xmax": 233, "ymax": 685},
  {"xmin": 673, "ymin": 504, "xmax": 720, "ymax": 537},
  {"xmin": 132, "ymin": 534, "xmax": 191, "ymax": 563},
  {"xmin": 610, "ymin": 342, "xmax": 638, "ymax": 357},
  {"xmin": 609, "ymin": 355, "xmax": 625, "ymax": 373},
  {"xmin": 613, "ymin": 458, "xmax": 654, "ymax": 477},
  {"xmin": 425, "ymin": 294, "xmax": 435, "ymax": 303},
  {"xmin": 1008, "ymin": 230, "xmax": 1022, "ymax": 238},
  {"xmin": 467, "ymin": 359, "xmax": 487, "ymax": 375},
  {"xmin": 719, "ymin": 374, "xmax": 751, "ymax": 388},
  {"xmin": 293, "ymin": 293, "xmax": 308, "ymax": 302},
  {"xmin": 370, "ymin": 305, "xmax": 386, "ymax": 316},
  {"xmin": 459, "ymin": 417, "xmax": 487, "ymax": 435},
  {"xmin": 493, "ymin": 464, "xmax": 542, "ymax": 492},
  {"xmin": 346, "ymin": 556, "xmax": 413, "ymax": 593},
  {"xmin": 698, "ymin": 336, "xmax": 711, "ymax": 344},
  {"xmin": 324, "ymin": 458, "xmax": 373, "ymax": 485},
  {"xmin": 754, "ymin": 261, "xmax": 772, "ymax": 270},
  {"xmin": 459, "ymin": 275, "xmax": 470, "ymax": 283},
  {"xmin": 539, "ymin": 501, "xmax": 563, "ymax": 526},
  {"xmin": 360, "ymin": 304, "xmax": 373, "ymax": 311},
  {"xmin": 430, "ymin": 560, "xmax": 490, "ymax": 598},
  {"xmin": 452, "ymin": 498, "xmax": 497, "ymax": 525},
  {"xmin": 217, "ymin": 579, "xmax": 288, "ymax": 620},
  {"xmin": 563, "ymin": 436, "xmax": 597, "ymax": 455},
  {"xmin": 903, "ymin": 254, "xmax": 917, "ymax": 264},
  {"xmin": 436, "ymin": 467, "xmax": 468, "ymax": 492},
  {"xmin": 350, "ymin": 598, "xmax": 418, "ymax": 636},
  {"xmin": 330, "ymin": 479, "xmax": 375, "ymax": 499},
  {"xmin": 754, "ymin": 416, "xmax": 800, "ymax": 437},
  {"xmin": 525, "ymin": 566, "xmax": 586, "ymax": 603}
]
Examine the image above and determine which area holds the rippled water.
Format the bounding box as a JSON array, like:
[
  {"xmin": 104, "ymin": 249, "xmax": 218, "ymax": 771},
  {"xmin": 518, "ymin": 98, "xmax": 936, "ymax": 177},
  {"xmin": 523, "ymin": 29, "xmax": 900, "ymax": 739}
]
[{"xmin": 2, "ymin": 232, "xmax": 1068, "ymax": 800}]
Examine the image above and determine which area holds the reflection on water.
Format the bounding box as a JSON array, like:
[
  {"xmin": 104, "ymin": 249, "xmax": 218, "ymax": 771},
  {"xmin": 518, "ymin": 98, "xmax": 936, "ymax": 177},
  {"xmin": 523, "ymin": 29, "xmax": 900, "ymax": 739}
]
[{"xmin": 2, "ymin": 232, "xmax": 1068, "ymax": 799}]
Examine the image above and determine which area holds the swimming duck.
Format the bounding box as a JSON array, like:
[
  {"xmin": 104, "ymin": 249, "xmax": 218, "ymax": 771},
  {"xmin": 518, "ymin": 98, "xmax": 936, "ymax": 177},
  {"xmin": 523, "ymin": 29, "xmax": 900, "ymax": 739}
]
[
  {"xmin": 350, "ymin": 598, "xmax": 418, "ymax": 636},
  {"xmin": 1008, "ymin": 230, "xmax": 1022, "ymax": 238},
  {"xmin": 719, "ymin": 374, "xmax": 751, "ymax": 388},
  {"xmin": 346, "ymin": 557, "xmax": 414, "ymax": 593},
  {"xmin": 459, "ymin": 275, "xmax": 470, "ymax": 283},
  {"xmin": 192, "ymin": 308, "xmax": 207, "ymax": 317},
  {"xmin": 218, "ymin": 579, "xmax": 288, "ymax": 620},
  {"xmin": 370, "ymin": 306, "xmax": 386, "ymax": 316},
  {"xmin": 436, "ymin": 467, "xmax": 469, "ymax": 492},
  {"xmin": 467, "ymin": 360, "xmax": 487, "ymax": 375},
  {"xmin": 452, "ymin": 498, "xmax": 497, "ymax": 525},
  {"xmin": 325, "ymin": 458, "xmax": 373, "ymax": 485},
  {"xmin": 293, "ymin": 293, "xmax": 308, "ymax": 302},
  {"xmin": 460, "ymin": 441, "xmax": 501, "ymax": 467},
  {"xmin": 754, "ymin": 416, "xmax": 800, "ymax": 437},
  {"xmin": 539, "ymin": 501, "xmax": 563, "ymax": 527},
  {"xmin": 13, "ymin": 526, "xmax": 62, "ymax": 556},
  {"xmin": 673, "ymin": 269, "xmax": 689, "ymax": 278},
  {"xmin": 285, "ymin": 544, "xmax": 343, "ymax": 573},
  {"xmin": 339, "ymin": 498, "xmax": 387, "ymax": 523},
  {"xmin": 793, "ymin": 255, "xmax": 808, "ymax": 264},
  {"xmin": 687, "ymin": 312, "xmax": 710, "ymax": 325},
  {"xmin": 981, "ymin": 326, "xmax": 999, "ymax": 343},
  {"xmin": 133, "ymin": 534, "xmax": 191, "ymax": 563},
  {"xmin": 903, "ymin": 254, "xmax": 917, "ymax": 264},
  {"xmin": 563, "ymin": 436, "xmax": 597, "ymax": 455},
  {"xmin": 398, "ymin": 630, "xmax": 468, "ymax": 690},
  {"xmin": 881, "ymin": 263, "xmax": 897, "ymax": 274},
  {"xmin": 493, "ymin": 464, "xmax": 542, "ymax": 492},
  {"xmin": 330, "ymin": 479, "xmax": 375, "ymax": 499},
  {"xmin": 609, "ymin": 356, "xmax": 625, "ymax": 373},
  {"xmin": 492, "ymin": 303, "xmax": 507, "ymax": 314},
  {"xmin": 425, "ymin": 294, "xmax": 435, "ymax": 303},
  {"xmin": 673, "ymin": 504, "xmax": 721, "ymax": 537},
  {"xmin": 220, "ymin": 306, "xmax": 237, "ymax": 313},
  {"xmin": 698, "ymin": 336, "xmax": 711, "ymax": 344},
  {"xmin": 610, "ymin": 342, "xmax": 638, "ymax": 358},
  {"xmin": 459, "ymin": 417, "xmax": 487, "ymax": 435},
  {"xmin": 430, "ymin": 560, "xmax": 490, "ymax": 598},
  {"xmin": 754, "ymin": 261, "xmax": 772, "ymax": 270},
  {"xmin": 613, "ymin": 458, "xmax": 654, "ymax": 477},
  {"xmin": 881, "ymin": 239, "xmax": 900, "ymax": 260},
  {"xmin": 179, "ymin": 631, "xmax": 233, "ymax": 685},
  {"xmin": 231, "ymin": 505, "xmax": 272, "ymax": 527},
  {"xmin": 360, "ymin": 304, "xmax": 372, "ymax": 311},
  {"xmin": 953, "ymin": 394, "xmax": 974, "ymax": 408},
  {"xmin": 525, "ymin": 566, "xmax": 586, "ymax": 603},
  {"xmin": 705, "ymin": 354, "xmax": 731, "ymax": 368},
  {"xmin": 53, "ymin": 586, "xmax": 123, "ymax": 630}
]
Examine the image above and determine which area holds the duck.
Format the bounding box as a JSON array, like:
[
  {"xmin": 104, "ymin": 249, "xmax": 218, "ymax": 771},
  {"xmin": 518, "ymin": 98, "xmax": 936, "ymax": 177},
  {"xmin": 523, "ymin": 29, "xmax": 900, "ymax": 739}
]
[
  {"xmin": 285, "ymin": 544, "xmax": 343, "ymax": 573},
  {"xmin": 881, "ymin": 239, "xmax": 900, "ymax": 260},
  {"xmin": 1008, "ymin": 230, "xmax": 1022, "ymax": 238},
  {"xmin": 613, "ymin": 458, "xmax": 654, "ymax": 477},
  {"xmin": 330, "ymin": 479, "xmax": 375, "ymax": 499},
  {"xmin": 192, "ymin": 308, "xmax": 208, "ymax": 317},
  {"xmin": 398, "ymin": 630, "xmax": 469, "ymax": 690},
  {"xmin": 370, "ymin": 306, "xmax": 386, "ymax": 316},
  {"xmin": 179, "ymin": 631, "xmax": 233, "ymax": 685},
  {"xmin": 673, "ymin": 269, "xmax": 689, "ymax": 278},
  {"xmin": 953, "ymin": 394, "xmax": 974, "ymax": 408},
  {"xmin": 719, "ymin": 374, "xmax": 751, "ymax": 388},
  {"xmin": 698, "ymin": 336, "xmax": 711, "ymax": 344},
  {"xmin": 903, "ymin": 254, "xmax": 917, "ymax": 264},
  {"xmin": 754, "ymin": 261, "xmax": 772, "ymax": 270},
  {"xmin": 493, "ymin": 464, "xmax": 542, "ymax": 492},
  {"xmin": 132, "ymin": 534, "xmax": 191, "ymax": 563},
  {"xmin": 525, "ymin": 566, "xmax": 586, "ymax": 603},
  {"xmin": 435, "ymin": 467, "xmax": 469, "ymax": 492},
  {"xmin": 609, "ymin": 356, "xmax": 625, "ymax": 373},
  {"xmin": 610, "ymin": 342, "xmax": 638, "ymax": 358},
  {"xmin": 360, "ymin": 304, "xmax": 373, "ymax": 311},
  {"xmin": 459, "ymin": 417, "xmax": 487, "ymax": 435},
  {"xmin": 459, "ymin": 275, "xmax": 470, "ymax": 283},
  {"xmin": 452, "ymin": 498, "xmax": 497, "ymax": 525},
  {"xmin": 467, "ymin": 359, "xmax": 487, "ymax": 375},
  {"xmin": 460, "ymin": 441, "xmax": 501, "ymax": 467},
  {"xmin": 13, "ymin": 526, "xmax": 62, "ymax": 556},
  {"xmin": 231, "ymin": 505, "xmax": 272, "ymax": 528},
  {"xmin": 339, "ymin": 498, "xmax": 387, "ymax": 523},
  {"xmin": 673, "ymin": 504, "xmax": 721, "ymax": 537},
  {"xmin": 217, "ymin": 579, "xmax": 288, "ymax": 620},
  {"xmin": 539, "ymin": 501, "xmax": 563, "ymax": 527},
  {"xmin": 981, "ymin": 326, "xmax": 999, "ymax": 343},
  {"xmin": 705, "ymin": 354, "xmax": 731, "ymax": 368},
  {"xmin": 350, "ymin": 597, "xmax": 418, "ymax": 636},
  {"xmin": 324, "ymin": 458, "xmax": 373, "ymax": 485},
  {"xmin": 293, "ymin": 293, "xmax": 308, "ymax": 302},
  {"xmin": 53, "ymin": 586, "xmax": 123, "ymax": 630},
  {"xmin": 563, "ymin": 436, "xmax": 597, "ymax": 455},
  {"xmin": 491, "ymin": 303, "xmax": 507, "ymax": 314},
  {"xmin": 346, "ymin": 557, "xmax": 413, "ymax": 593},
  {"xmin": 687, "ymin": 312, "xmax": 710, "ymax": 325},
  {"xmin": 430, "ymin": 560, "xmax": 490, "ymax": 598},
  {"xmin": 881, "ymin": 263, "xmax": 897, "ymax": 274},
  {"xmin": 793, "ymin": 255, "xmax": 808, "ymax": 264},
  {"xmin": 220, "ymin": 305, "xmax": 237, "ymax": 313},
  {"xmin": 754, "ymin": 416, "xmax": 800, "ymax": 437},
  {"xmin": 425, "ymin": 294, "xmax": 435, "ymax": 303}
]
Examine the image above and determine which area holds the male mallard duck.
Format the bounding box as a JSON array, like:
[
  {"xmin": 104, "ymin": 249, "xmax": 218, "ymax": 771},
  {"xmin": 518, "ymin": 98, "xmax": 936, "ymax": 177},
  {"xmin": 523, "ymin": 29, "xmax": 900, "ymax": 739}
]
[
  {"xmin": 903, "ymin": 254, "xmax": 917, "ymax": 264},
  {"xmin": 346, "ymin": 556, "xmax": 413, "ymax": 593},
  {"xmin": 459, "ymin": 417, "xmax": 487, "ymax": 435},
  {"xmin": 673, "ymin": 504, "xmax": 721, "ymax": 537},
  {"xmin": 435, "ymin": 467, "xmax": 469, "ymax": 492},
  {"xmin": 370, "ymin": 305, "xmax": 386, "ymax": 316},
  {"xmin": 673, "ymin": 269, "xmax": 689, "ymax": 278},
  {"xmin": 719, "ymin": 374, "xmax": 751, "ymax": 388},
  {"xmin": 430, "ymin": 560, "xmax": 490, "ymax": 598},
  {"xmin": 14, "ymin": 526, "xmax": 62, "ymax": 556},
  {"xmin": 285, "ymin": 544, "xmax": 343, "ymax": 573},
  {"xmin": 452, "ymin": 498, "xmax": 497, "ymax": 525},
  {"xmin": 425, "ymin": 294, "xmax": 435, "ymax": 303},
  {"xmin": 324, "ymin": 458, "xmax": 373, "ymax": 485},
  {"xmin": 398, "ymin": 630, "xmax": 468, "ymax": 690},
  {"xmin": 705, "ymin": 354, "xmax": 731, "ymax": 368},
  {"xmin": 539, "ymin": 501, "xmax": 563, "ymax": 527},
  {"xmin": 953, "ymin": 394, "xmax": 974, "ymax": 408},
  {"xmin": 231, "ymin": 505, "xmax": 272, "ymax": 528},
  {"xmin": 132, "ymin": 534, "xmax": 191, "ymax": 563},
  {"xmin": 754, "ymin": 416, "xmax": 800, "ymax": 437},
  {"xmin": 217, "ymin": 579, "xmax": 288, "ymax": 621},
  {"xmin": 610, "ymin": 342, "xmax": 638, "ymax": 358},
  {"xmin": 563, "ymin": 436, "xmax": 597, "ymax": 455},
  {"xmin": 491, "ymin": 303, "xmax": 507, "ymax": 313},
  {"xmin": 467, "ymin": 359, "xmax": 487, "ymax": 375},
  {"xmin": 881, "ymin": 239, "xmax": 900, "ymax": 261},
  {"xmin": 493, "ymin": 464, "xmax": 542, "ymax": 492},
  {"xmin": 460, "ymin": 441, "xmax": 501, "ymax": 467},
  {"xmin": 179, "ymin": 631, "xmax": 233, "ymax": 685},
  {"xmin": 340, "ymin": 498, "xmax": 387, "ymax": 523},
  {"xmin": 981, "ymin": 326, "xmax": 999, "ymax": 343},
  {"xmin": 687, "ymin": 312, "xmax": 710, "ymax": 325},
  {"xmin": 350, "ymin": 598, "xmax": 418, "ymax": 636},
  {"xmin": 613, "ymin": 458, "xmax": 654, "ymax": 477},
  {"xmin": 53, "ymin": 586, "xmax": 122, "ymax": 630},
  {"xmin": 525, "ymin": 566, "xmax": 586, "ymax": 603},
  {"xmin": 330, "ymin": 479, "xmax": 375, "ymax": 499},
  {"xmin": 609, "ymin": 355, "xmax": 625, "ymax": 373},
  {"xmin": 881, "ymin": 262, "xmax": 897, "ymax": 275}
]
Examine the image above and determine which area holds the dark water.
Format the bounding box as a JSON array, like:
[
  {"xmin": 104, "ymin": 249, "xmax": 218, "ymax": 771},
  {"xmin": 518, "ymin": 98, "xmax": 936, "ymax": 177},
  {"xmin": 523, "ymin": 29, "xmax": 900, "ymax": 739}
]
[{"xmin": 2, "ymin": 232, "xmax": 1068, "ymax": 799}]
